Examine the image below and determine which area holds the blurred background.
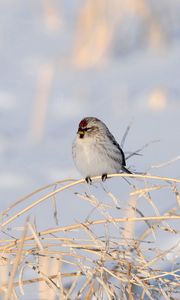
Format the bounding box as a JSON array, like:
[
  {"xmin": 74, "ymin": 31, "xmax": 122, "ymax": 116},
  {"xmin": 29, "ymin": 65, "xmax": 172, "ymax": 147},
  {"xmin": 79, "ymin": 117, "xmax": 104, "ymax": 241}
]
[
  {"xmin": 0, "ymin": 1, "xmax": 180, "ymax": 299},
  {"xmin": 0, "ymin": 0, "xmax": 180, "ymax": 214}
]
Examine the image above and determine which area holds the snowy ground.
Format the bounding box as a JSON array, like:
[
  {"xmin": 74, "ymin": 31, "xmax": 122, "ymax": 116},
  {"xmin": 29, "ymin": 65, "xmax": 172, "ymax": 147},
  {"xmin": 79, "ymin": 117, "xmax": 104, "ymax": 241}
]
[{"xmin": 0, "ymin": 1, "xmax": 180, "ymax": 298}]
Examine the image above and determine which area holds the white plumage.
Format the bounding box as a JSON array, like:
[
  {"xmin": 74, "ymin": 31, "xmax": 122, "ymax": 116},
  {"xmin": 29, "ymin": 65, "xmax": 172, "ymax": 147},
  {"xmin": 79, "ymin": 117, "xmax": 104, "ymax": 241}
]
[{"xmin": 72, "ymin": 117, "xmax": 131, "ymax": 181}]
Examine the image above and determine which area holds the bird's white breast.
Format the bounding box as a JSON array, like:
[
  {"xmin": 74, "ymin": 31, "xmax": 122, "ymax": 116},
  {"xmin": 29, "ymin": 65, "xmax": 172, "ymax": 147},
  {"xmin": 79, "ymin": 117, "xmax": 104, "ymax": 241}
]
[{"xmin": 73, "ymin": 135, "xmax": 120, "ymax": 177}]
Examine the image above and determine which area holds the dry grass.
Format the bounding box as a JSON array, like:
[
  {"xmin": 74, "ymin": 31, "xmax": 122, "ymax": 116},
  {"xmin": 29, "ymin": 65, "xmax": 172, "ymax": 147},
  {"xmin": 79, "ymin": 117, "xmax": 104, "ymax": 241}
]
[{"xmin": 0, "ymin": 174, "xmax": 180, "ymax": 299}]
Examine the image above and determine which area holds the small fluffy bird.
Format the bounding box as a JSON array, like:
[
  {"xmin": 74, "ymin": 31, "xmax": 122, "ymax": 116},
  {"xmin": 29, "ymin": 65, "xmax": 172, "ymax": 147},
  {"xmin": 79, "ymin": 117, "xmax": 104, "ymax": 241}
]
[{"xmin": 72, "ymin": 117, "xmax": 132, "ymax": 183}]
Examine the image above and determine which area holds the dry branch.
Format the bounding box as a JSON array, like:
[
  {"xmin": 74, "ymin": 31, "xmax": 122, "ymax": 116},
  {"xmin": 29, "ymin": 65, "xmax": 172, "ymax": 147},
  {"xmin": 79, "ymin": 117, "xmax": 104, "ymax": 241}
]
[{"xmin": 0, "ymin": 173, "xmax": 180, "ymax": 299}]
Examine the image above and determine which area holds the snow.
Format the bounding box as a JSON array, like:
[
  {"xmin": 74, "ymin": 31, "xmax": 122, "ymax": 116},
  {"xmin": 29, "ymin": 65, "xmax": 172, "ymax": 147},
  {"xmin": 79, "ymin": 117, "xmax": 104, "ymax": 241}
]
[{"xmin": 0, "ymin": 1, "xmax": 180, "ymax": 298}]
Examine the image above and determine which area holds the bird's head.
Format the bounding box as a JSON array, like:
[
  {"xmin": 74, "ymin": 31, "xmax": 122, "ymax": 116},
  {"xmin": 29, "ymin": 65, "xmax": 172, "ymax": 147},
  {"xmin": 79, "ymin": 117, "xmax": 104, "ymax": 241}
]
[{"xmin": 77, "ymin": 117, "xmax": 104, "ymax": 139}]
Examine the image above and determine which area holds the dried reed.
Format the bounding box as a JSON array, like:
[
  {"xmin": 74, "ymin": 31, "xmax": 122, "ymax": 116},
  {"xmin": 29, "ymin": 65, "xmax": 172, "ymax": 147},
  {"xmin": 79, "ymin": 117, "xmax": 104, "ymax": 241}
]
[{"xmin": 0, "ymin": 173, "xmax": 179, "ymax": 299}]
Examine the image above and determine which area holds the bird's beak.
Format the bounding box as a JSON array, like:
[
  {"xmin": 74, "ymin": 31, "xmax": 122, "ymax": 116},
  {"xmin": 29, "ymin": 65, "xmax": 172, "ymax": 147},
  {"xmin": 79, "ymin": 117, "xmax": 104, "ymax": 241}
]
[{"xmin": 77, "ymin": 128, "xmax": 85, "ymax": 138}]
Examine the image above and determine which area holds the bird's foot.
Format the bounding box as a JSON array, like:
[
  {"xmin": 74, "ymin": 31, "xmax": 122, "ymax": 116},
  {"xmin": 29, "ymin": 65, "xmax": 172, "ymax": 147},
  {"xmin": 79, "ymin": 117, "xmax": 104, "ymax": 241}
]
[
  {"xmin": 102, "ymin": 173, "xmax": 108, "ymax": 182},
  {"xmin": 85, "ymin": 176, "xmax": 92, "ymax": 184}
]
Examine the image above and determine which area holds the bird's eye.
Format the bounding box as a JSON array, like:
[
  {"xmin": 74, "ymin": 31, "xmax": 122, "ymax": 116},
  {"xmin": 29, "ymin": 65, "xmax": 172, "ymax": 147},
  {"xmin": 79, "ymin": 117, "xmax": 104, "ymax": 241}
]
[
  {"xmin": 78, "ymin": 127, "xmax": 92, "ymax": 132},
  {"xmin": 85, "ymin": 127, "xmax": 92, "ymax": 131}
]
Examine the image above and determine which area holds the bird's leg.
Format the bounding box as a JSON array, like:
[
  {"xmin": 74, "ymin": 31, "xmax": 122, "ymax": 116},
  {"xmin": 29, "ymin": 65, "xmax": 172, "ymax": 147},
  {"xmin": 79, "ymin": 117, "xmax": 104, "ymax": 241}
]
[
  {"xmin": 102, "ymin": 173, "xmax": 108, "ymax": 182},
  {"xmin": 85, "ymin": 176, "xmax": 92, "ymax": 184}
]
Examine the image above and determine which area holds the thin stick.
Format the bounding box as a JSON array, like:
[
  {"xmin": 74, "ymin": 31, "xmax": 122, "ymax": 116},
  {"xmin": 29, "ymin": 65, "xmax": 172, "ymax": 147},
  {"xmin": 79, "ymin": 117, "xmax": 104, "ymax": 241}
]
[
  {"xmin": 1, "ymin": 174, "xmax": 180, "ymax": 230},
  {"xmin": 0, "ymin": 272, "xmax": 83, "ymax": 293},
  {"xmin": 121, "ymin": 120, "xmax": 133, "ymax": 148},
  {"xmin": 2, "ymin": 179, "xmax": 75, "ymax": 217},
  {"xmin": 126, "ymin": 140, "xmax": 160, "ymax": 160},
  {"xmin": 5, "ymin": 218, "xmax": 29, "ymax": 300},
  {"xmin": 2, "ymin": 214, "xmax": 180, "ymax": 250}
]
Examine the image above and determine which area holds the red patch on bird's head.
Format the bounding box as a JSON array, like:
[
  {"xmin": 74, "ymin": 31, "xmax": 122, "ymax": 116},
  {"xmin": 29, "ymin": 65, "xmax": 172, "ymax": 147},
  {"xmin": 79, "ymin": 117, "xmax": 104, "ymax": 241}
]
[{"xmin": 79, "ymin": 119, "xmax": 88, "ymax": 129}]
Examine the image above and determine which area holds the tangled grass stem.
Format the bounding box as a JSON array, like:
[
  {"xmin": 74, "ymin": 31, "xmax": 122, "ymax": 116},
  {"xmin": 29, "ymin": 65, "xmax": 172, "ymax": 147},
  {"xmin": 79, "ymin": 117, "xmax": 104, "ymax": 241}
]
[
  {"xmin": 0, "ymin": 173, "xmax": 180, "ymax": 299},
  {"xmin": 1, "ymin": 173, "xmax": 180, "ymax": 230}
]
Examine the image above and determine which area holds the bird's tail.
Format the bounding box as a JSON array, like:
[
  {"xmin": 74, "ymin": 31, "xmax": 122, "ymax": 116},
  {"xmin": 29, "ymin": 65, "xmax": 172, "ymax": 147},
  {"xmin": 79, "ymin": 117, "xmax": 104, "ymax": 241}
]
[
  {"xmin": 122, "ymin": 166, "xmax": 146, "ymax": 175},
  {"xmin": 121, "ymin": 166, "xmax": 132, "ymax": 174}
]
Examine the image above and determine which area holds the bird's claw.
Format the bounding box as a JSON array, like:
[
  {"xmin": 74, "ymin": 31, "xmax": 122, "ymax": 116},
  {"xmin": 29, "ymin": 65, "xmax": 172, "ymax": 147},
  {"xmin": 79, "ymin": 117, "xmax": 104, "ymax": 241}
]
[
  {"xmin": 102, "ymin": 173, "xmax": 108, "ymax": 182},
  {"xmin": 85, "ymin": 176, "xmax": 92, "ymax": 184}
]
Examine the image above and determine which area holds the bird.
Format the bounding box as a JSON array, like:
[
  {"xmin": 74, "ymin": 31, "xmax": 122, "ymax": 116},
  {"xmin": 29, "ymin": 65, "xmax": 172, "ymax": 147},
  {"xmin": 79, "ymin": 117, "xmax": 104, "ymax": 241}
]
[{"xmin": 72, "ymin": 117, "xmax": 132, "ymax": 183}]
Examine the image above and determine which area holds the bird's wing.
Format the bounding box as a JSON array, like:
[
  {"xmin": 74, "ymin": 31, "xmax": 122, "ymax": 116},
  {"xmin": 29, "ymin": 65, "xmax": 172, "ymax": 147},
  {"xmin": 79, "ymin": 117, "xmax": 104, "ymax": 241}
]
[{"xmin": 107, "ymin": 131, "xmax": 126, "ymax": 166}]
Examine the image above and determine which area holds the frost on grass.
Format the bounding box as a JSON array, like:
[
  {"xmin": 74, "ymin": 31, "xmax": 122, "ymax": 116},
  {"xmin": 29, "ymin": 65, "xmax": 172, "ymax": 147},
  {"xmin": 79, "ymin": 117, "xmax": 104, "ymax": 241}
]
[{"xmin": 0, "ymin": 174, "xmax": 180, "ymax": 299}]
